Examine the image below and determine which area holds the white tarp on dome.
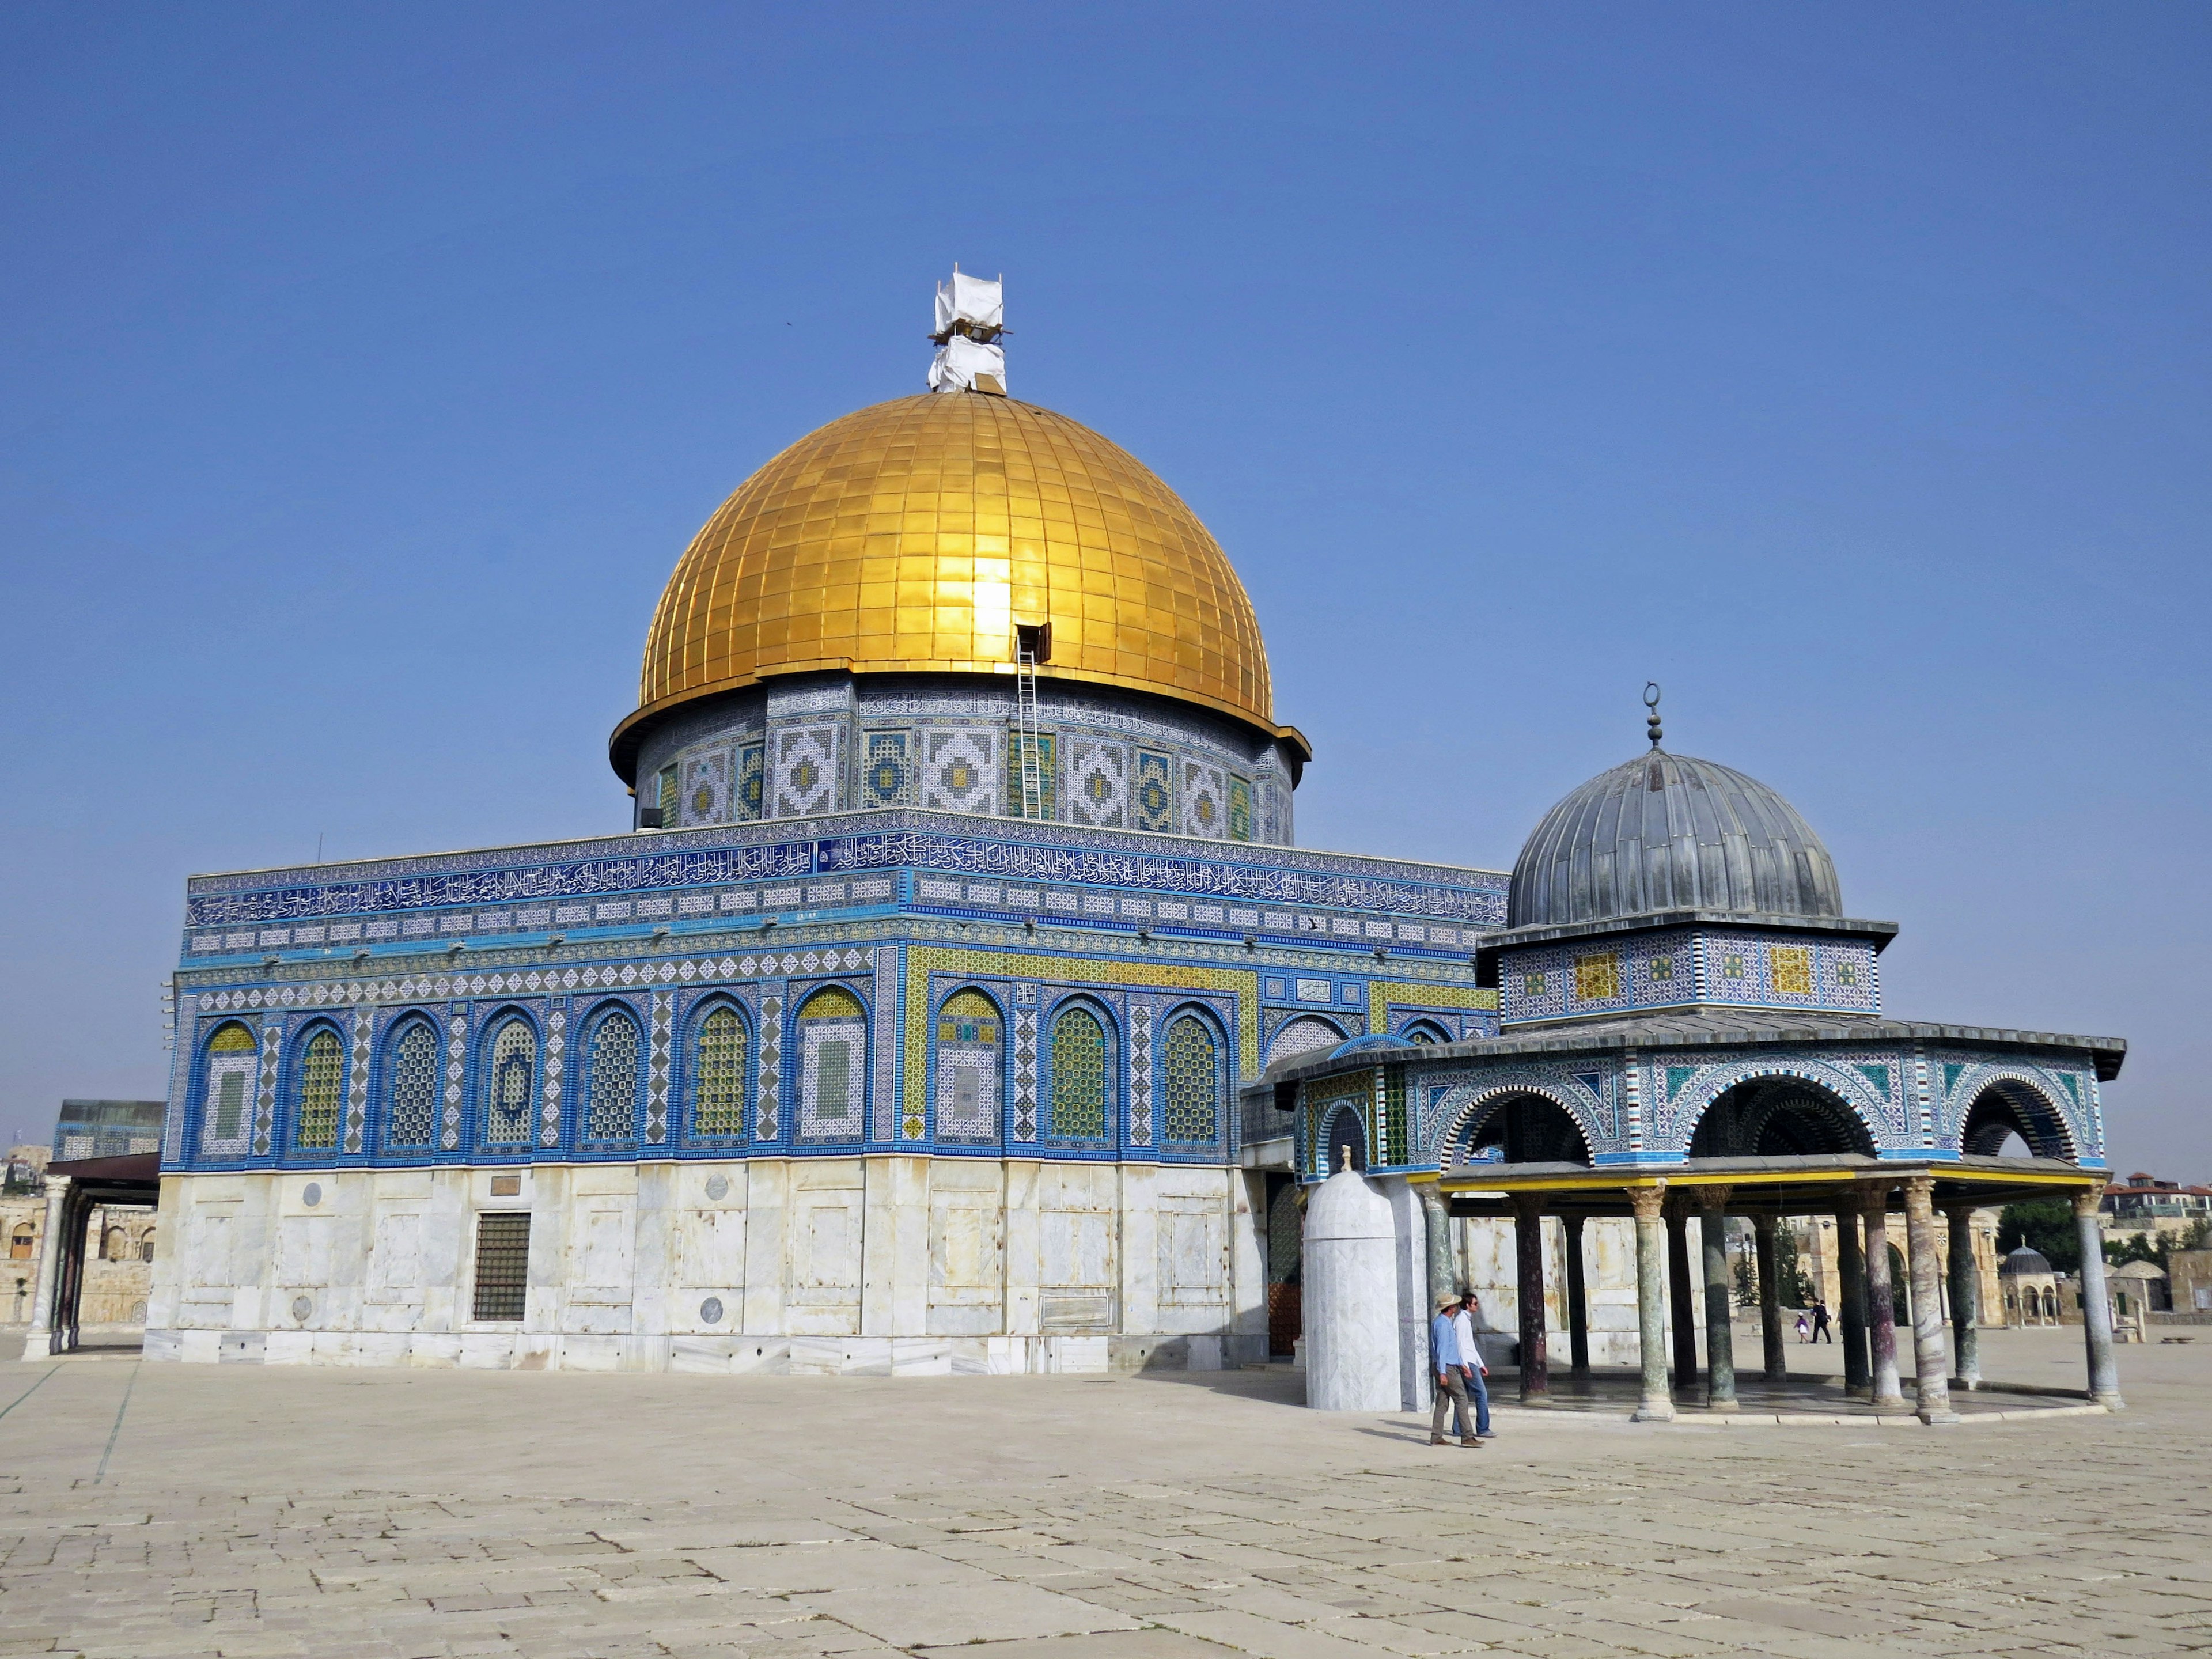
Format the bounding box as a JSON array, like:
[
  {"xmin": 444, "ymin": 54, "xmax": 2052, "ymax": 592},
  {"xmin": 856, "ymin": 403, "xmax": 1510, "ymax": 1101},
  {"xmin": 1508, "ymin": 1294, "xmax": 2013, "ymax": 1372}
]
[
  {"xmin": 929, "ymin": 335, "xmax": 1007, "ymax": 396},
  {"xmin": 934, "ymin": 271, "xmax": 1003, "ymax": 337}
]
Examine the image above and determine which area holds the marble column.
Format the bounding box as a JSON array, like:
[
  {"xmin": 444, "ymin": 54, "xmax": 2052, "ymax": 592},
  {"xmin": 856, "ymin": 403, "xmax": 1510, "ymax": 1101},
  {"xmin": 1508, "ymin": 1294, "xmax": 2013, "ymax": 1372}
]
[
  {"xmin": 1903, "ymin": 1177, "xmax": 1958, "ymax": 1424},
  {"xmin": 18, "ymin": 1175, "xmax": 70, "ymax": 1361},
  {"xmin": 1944, "ymin": 1202, "xmax": 1982, "ymax": 1389},
  {"xmin": 1861, "ymin": 1185, "xmax": 1907, "ymax": 1410},
  {"xmin": 2074, "ymin": 1188, "xmax": 2126, "ymax": 1410},
  {"xmin": 1563, "ymin": 1214, "xmax": 1590, "ymax": 1377},
  {"xmin": 1419, "ymin": 1183, "xmax": 1455, "ymax": 1311},
  {"xmin": 1753, "ymin": 1213, "xmax": 1787, "ymax": 1384},
  {"xmin": 1697, "ymin": 1187, "xmax": 1737, "ymax": 1410},
  {"xmin": 1834, "ymin": 1205, "xmax": 1870, "ymax": 1396},
  {"xmin": 1513, "ymin": 1194, "xmax": 1549, "ymax": 1402},
  {"xmin": 1665, "ymin": 1194, "xmax": 1698, "ymax": 1394},
  {"xmin": 1630, "ymin": 1186, "xmax": 1674, "ymax": 1422}
]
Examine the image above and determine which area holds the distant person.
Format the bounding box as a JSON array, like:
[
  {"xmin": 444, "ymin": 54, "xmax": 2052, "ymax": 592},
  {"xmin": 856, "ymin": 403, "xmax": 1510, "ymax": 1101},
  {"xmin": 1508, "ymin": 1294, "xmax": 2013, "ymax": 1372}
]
[
  {"xmin": 1810, "ymin": 1300, "xmax": 1833, "ymax": 1343},
  {"xmin": 1795, "ymin": 1311, "xmax": 1811, "ymax": 1343},
  {"xmin": 1452, "ymin": 1293, "xmax": 1495, "ymax": 1440},
  {"xmin": 1429, "ymin": 1293, "xmax": 1479, "ymax": 1448}
]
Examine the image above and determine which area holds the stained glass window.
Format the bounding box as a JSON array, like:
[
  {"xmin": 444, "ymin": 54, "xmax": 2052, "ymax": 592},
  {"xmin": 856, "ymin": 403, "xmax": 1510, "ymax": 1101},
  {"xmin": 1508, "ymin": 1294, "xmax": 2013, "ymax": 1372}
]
[
  {"xmin": 1161, "ymin": 1015, "xmax": 1218, "ymax": 1142},
  {"xmin": 1050, "ymin": 1005, "xmax": 1108, "ymax": 1138},
  {"xmin": 585, "ymin": 1009, "xmax": 640, "ymax": 1141},
  {"xmin": 387, "ymin": 1020, "xmax": 438, "ymax": 1147},
  {"xmin": 693, "ymin": 1006, "xmax": 747, "ymax": 1137},
  {"xmin": 484, "ymin": 1019, "xmax": 536, "ymax": 1143},
  {"xmin": 294, "ymin": 1029, "xmax": 343, "ymax": 1150}
]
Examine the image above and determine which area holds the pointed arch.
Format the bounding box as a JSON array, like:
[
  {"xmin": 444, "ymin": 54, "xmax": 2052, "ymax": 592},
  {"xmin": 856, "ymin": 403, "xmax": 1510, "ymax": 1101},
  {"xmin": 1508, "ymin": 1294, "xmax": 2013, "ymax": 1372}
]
[
  {"xmin": 381, "ymin": 1014, "xmax": 441, "ymax": 1150},
  {"xmin": 1266, "ymin": 1015, "xmax": 1344, "ymax": 1067},
  {"xmin": 1399, "ymin": 1018, "xmax": 1453, "ymax": 1046},
  {"xmin": 1437, "ymin": 1084, "xmax": 1594, "ymax": 1168},
  {"xmin": 199, "ymin": 1021, "xmax": 258, "ymax": 1156},
  {"xmin": 1161, "ymin": 1003, "xmax": 1225, "ymax": 1143},
  {"xmin": 1959, "ymin": 1072, "xmax": 2080, "ymax": 1162},
  {"xmin": 1320, "ymin": 1102, "xmax": 1369, "ymax": 1175},
  {"xmin": 934, "ymin": 986, "xmax": 1005, "ymax": 1142},
  {"xmin": 1673, "ymin": 1060, "xmax": 1889, "ymax": 1156},
  {"xmin": 796, "ymin": 983, "xmax": 868, "ymax": 1140},
  {"xmin": 1685, "ymin": 1074, "xmax": 1878, "ymax": 1159},
  {"xmin": 479, "ymin": 1008, "xmax": 540, "ymax": 1147},
  {"xmin": 687, "ymin": 996, "xmax": 752, "ymax": 1140},
  {"xmin": 290, "ymin": 1021, "xmax": 346, "ymax": 1152},
  {"xmin": 582, "ymin": 1001, "xmax": 643, "ymax": 1143},
  {"xmin": 1047, "ymin": 997, "xmax": 1115, "ymax": 1142}
]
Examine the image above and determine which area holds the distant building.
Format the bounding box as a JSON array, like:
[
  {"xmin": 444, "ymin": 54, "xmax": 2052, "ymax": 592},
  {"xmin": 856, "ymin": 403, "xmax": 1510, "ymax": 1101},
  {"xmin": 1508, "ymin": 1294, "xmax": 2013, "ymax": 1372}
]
[
  {"xmin": 2100, "ymin": 1172, "xmax": 2212, "ymax": 1241},
  {"xmin": 2171, "ymin": 1250, "xmax": 2212, "ymax": 1316},
  {"xmin": 52, "ymin": 1100, "xmax": 166, "ymax": 1163}
]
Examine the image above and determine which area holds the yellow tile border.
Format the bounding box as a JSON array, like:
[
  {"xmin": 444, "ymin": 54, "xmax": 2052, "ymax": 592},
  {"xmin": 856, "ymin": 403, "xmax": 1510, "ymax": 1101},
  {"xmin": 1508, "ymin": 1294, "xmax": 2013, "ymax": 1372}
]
[{"xmin": 904, "ymin": 945, "xmax": 1260, "ymax": 1122}]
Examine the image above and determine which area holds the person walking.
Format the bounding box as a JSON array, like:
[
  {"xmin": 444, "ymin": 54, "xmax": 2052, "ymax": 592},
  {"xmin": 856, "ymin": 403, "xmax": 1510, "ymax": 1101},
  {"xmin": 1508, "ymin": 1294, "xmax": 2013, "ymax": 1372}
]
[
  {"xmin": 1794, "ymin": 1311, "xmax": 1810, "ymax": 1343},
  {"xmin": 1452, "ymin": 1293, "xmax": 1495, "ymax": 1439},
  {"xmin": 1429, "ymin": 1293, "xmax": 1479, "ymax": 1447},
  {"xmin": 1810, "ymin": 1300, "xmax": 1833, "ymax": 1343}
]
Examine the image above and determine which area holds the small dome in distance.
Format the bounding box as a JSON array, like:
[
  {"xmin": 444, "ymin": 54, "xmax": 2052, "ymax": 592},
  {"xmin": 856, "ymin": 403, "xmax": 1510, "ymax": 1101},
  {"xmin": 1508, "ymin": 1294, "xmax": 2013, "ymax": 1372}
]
[{"xmin": 1999, "ymin": 1246, "xmax": 2054, "ymax": 1276}]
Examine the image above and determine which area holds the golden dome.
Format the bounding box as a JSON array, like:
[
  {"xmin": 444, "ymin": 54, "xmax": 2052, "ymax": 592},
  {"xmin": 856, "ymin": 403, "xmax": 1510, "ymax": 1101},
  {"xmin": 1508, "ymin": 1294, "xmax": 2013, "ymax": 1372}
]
[{"xmin": 615, "ymin": 394, "xmax": 1301, "ymax": 771}]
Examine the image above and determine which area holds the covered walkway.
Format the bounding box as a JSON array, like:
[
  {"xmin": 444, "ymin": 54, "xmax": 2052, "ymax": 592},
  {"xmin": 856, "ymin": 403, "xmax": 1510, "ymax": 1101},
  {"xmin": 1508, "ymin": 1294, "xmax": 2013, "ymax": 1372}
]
[
  {"xmin": 19, "ymin": 1153, "xmax": 160, "ymax": 1359},
  {"xmin": 1435, "ymin": 1152, "xmax": 2126, "ymax": 1424}
]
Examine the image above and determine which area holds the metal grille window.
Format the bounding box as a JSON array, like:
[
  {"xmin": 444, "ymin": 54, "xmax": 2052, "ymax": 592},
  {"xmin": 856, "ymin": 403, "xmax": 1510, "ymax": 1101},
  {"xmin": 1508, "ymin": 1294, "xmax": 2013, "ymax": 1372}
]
[
  {"xmin": 387, "ymin": 1021, "xmax": 438, "ymax": 1146},
  {"xmin": 584, "ymin": 1009, "xmax": 641, "ymax": 1141},
  {"xmin": 294, "ymin": 1030, "xmax": 344, "ymax": 1150},
  {"xmin": 692, "ymin": 1006, "xmax": 747, "ymax": 1136},
  {"xmin": 1049, "ymin": 1006, "xmax": 1108, "ymax": 1138},
  {"xmin": 1161, "ymin": 1015, "xmax": 1218, "ymax": 1141},
  {"xmin": 471, "ymin": 1213, "xmax": 530, "ymax": 1322},
  {"xmin": 483, "ymin": 1020, "xmax": 536, "ymax": 1143}
]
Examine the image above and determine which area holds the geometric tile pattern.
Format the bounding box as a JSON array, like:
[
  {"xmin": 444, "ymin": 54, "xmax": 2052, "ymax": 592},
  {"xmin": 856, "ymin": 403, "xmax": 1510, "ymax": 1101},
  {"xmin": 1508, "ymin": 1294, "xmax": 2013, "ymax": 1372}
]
[
  {"xmin": 646, "ymin": 992, "xmax": 672, "ymax": 1145},
  {"xmin": 541, "ymin": 1006, "xmax": 566, "ymax": 1148},
  {"xmin": 932, "ymin": 988, "xmax": 1001, "ymax": 1141},
  {"xmin": 1161, "ymin": 1013, "xmax": 1218, "ymax": 1142},
  {"xmin": 921, "ymin": 728, "xmax": 997, "ymax": 815},
  {"xmin": 681, "ymin": 749, "xmax": 729, "ymax": 827},
  {"xmin": 1012, "ymin": 1003, "xmax": 1038, "ymax": 1142},
  {"xmin": 755, "ymin": 986, "xmax": 783, "ymax": 1141},
  {"xmin": 771, "ymin": 725, "xmax": 841, "ymax": 818},
  {"xmin": 1180, "ymin": 760, "xmax": 1226, "ymax": 840},
  {"xmin": 1126, "ymin": 999, "xmax": 1153, "ymax": 1148},
  {"xmin": 1134, "ymin": 751, "xmax": 1174, "ymax": 834},
  {"xmin": 1065, "ymin": 737, "xmax": 1127, "ymax": 829},
  {"xmin": 344, "ymin": 1008, "xmax": 371, "ymax": 1153},
  {"xmin": 442, "ymin": 1010, "xmax": 467, "ymax": 1151}
]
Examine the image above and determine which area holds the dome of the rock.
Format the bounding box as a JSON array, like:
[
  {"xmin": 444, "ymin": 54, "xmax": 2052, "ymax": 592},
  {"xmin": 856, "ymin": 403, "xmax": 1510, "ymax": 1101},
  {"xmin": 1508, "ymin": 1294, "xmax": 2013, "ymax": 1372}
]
[{"xmin": 612, "ymin": 393, "xmax": 1291, "ymax": 775}]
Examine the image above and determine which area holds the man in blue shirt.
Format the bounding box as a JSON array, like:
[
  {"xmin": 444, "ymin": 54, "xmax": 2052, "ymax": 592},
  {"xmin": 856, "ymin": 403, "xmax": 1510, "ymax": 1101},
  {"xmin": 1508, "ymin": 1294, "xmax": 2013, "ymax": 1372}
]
[{"xmin": 1429, "ymin": 1293, "xmax": 1480, "ymax": 1446}]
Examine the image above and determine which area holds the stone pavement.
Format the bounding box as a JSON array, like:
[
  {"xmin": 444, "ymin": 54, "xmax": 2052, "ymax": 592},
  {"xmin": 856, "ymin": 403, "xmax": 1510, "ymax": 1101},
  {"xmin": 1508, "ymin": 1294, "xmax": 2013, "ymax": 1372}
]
[{"xmin": 1, "ymin": 1329, "xmax": 2208, "ymax": 1658}]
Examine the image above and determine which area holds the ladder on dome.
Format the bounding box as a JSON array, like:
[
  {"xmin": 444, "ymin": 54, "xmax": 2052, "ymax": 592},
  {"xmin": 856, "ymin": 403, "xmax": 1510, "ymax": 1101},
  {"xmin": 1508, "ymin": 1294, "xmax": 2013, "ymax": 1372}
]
[{"xmin": 1015, "ymin": 647, "xmax": 1043, "ymax": 820}]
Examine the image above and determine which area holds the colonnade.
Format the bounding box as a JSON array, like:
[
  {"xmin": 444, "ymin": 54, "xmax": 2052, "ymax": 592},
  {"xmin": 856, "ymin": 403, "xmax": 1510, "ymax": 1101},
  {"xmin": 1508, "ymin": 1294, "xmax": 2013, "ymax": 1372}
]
[{"xmin": 1440, "ymin": 1177, "xmax": 2124, "ymax": 1423}]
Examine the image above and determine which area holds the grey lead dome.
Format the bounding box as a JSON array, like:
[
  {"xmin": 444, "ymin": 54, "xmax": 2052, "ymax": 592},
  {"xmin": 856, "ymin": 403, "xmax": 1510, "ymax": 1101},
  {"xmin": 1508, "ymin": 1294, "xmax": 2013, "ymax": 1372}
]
[{"xmin": 1508, "ymin": 749, "xmax": 1843, "ymax": 929}]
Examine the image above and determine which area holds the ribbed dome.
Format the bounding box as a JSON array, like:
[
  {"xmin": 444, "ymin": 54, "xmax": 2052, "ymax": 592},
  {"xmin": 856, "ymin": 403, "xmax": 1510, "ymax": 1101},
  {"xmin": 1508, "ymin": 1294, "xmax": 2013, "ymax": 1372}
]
[
  {"xmin": 1508, "ymin": 750, "xmax": 1843, "ymax": 930},
  {"xmin": 615, "ymin": 394, "xmax": 1283, "ymax": 762},
  {"xmin": 2000, "ymin": 1247, "xmax": 2054, "ymax": 1275}
]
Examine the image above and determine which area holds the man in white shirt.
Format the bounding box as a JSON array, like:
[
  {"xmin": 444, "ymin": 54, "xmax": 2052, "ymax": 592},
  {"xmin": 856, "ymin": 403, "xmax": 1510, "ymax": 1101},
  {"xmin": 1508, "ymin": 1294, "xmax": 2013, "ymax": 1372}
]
[{"xmin": 1452, "ymin": 1294, "xmax": 1495, "ymax": 1439}]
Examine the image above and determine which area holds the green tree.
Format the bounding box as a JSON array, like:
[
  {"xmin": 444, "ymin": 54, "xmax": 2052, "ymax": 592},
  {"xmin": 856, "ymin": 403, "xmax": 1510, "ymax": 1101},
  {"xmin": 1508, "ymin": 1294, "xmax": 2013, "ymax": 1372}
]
[
  {"xmin": 1773, "ymin": 1225, "xmax": 1816, "ymax": 1308},
  {"xmin": 1997, "ymin": 1199, "xmax": 2080, "ymax": 1273}
]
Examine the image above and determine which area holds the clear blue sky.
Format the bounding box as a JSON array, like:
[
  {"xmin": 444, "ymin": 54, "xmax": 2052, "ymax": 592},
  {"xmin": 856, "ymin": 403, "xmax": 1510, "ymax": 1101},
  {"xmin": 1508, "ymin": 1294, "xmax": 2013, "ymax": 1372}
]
[{"xmin": 3, "ymin": 6, "xmax": 2206, "ymax": 1175}]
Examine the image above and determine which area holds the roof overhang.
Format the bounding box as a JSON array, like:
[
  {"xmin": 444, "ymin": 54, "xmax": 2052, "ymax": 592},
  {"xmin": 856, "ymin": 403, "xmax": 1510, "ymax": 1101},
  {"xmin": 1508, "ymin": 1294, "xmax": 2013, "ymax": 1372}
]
[{"xmin": 1437, "ymin": 1152, "xmax": 2099, "ymax": 1216}]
